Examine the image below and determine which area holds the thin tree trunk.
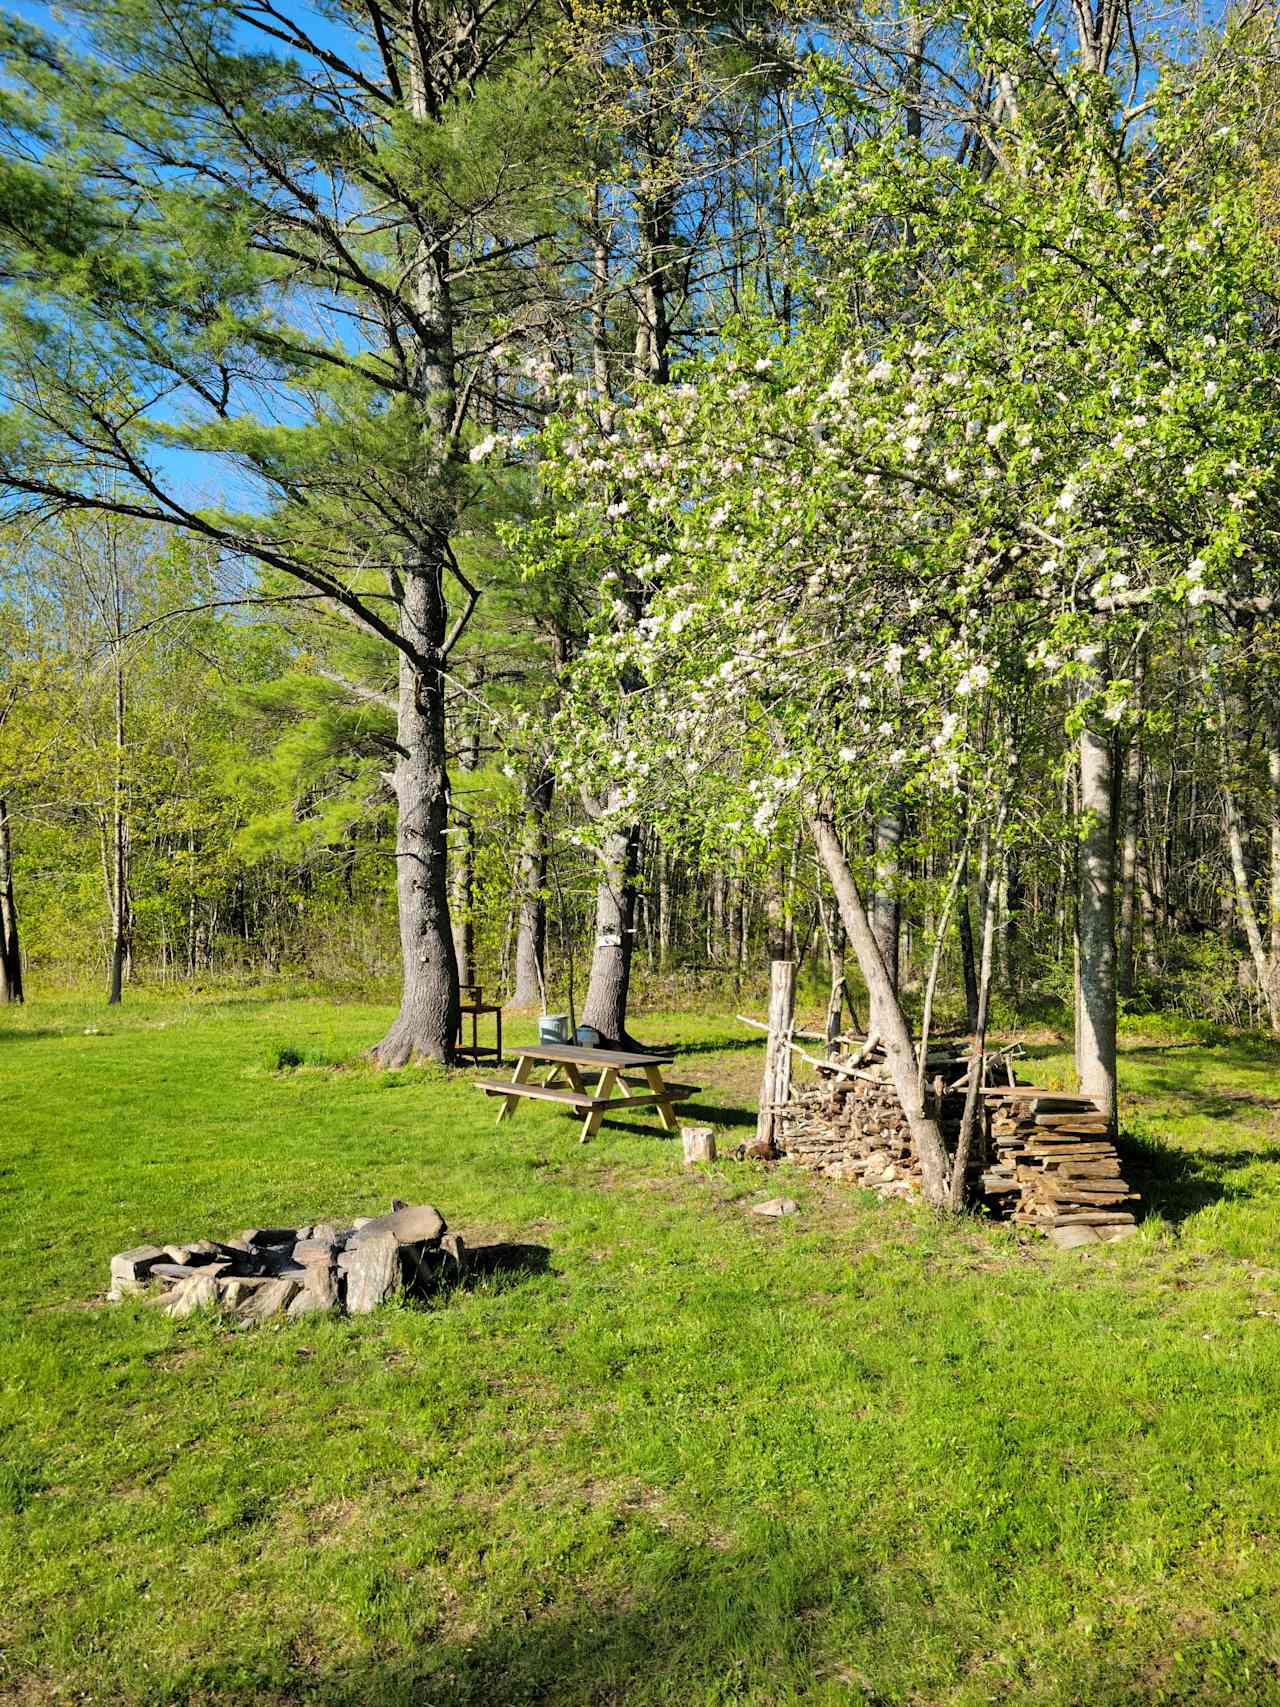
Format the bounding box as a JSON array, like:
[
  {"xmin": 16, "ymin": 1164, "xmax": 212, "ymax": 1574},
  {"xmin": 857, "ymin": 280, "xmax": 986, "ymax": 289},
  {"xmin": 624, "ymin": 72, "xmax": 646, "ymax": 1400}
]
[
  {"xmin": 451, "ymin": 724, "xmax": 479, "ymax": 990},
  {"xmin": 107, "ymin": 621, "xmax": 130, "ymax": 1006},
  {"xmin": 710, "ymin": 867, "xmax": 727, "ymax": 964},
  {"xmin": 950, "ymin": 813, "xmax": 1004, "ymax": 1209},
  {"xmin": 657, "ymin": 842, "xmax": 671, "ymax": 971},
  {"xmin": 1076, "ymin": 707, "xmax": 1118, "ymax": 1122},
  {"xmin": 957, "ymin": 858, "xmax": 979, "ymax": 1033},
  {"xmin": 1269, "ymin": 698, "xmax": 1280, "ymax": 1008},
  {"xmin": 810, "ymin": 807, "xmax": 950, "ymax": 1207},
  {"xmin": 1220, "ymin": 694, "xmax": 1280, "ymax": 1033},
  {"xmin": 871, "ymin": 802, "xmax": 902, "ymax": 1020},
  {"xmin": 1117, "ymin": 725, "xmax": 1142, "ymax": 999},
  {"xmin": 0, "ymin": 797, "xmax": 22, "ymax": 1003},
  {"xmin": 581, "ymin": 819, "xmax": 641, "ymax": 1046},
  {"xmin": 510, "ymin": 764, "xmax": 552, "ymax": 1009}
]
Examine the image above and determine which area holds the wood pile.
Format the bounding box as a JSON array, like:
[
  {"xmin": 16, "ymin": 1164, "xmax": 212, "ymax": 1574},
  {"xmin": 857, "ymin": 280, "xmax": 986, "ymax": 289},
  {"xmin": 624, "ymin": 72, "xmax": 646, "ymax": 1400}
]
[
  {"xmin": 776, "ymin": 1042, "xmax": 990, "ymax": 1203},
  {"xmin": 773, "ymin": 1038, "xmax": 1141, "ymax": 1238},
  {"xmin": 980, "ymin": 1089, "xmax": 1137, "ymax": 1241}
]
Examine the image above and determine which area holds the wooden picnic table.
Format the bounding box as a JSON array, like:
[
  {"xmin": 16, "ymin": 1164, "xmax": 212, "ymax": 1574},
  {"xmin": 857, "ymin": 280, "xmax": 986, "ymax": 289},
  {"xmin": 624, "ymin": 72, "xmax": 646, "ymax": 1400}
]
[{"xmin": 474, "ymin": 1042, "xmax": 693, "ymax": 1143}]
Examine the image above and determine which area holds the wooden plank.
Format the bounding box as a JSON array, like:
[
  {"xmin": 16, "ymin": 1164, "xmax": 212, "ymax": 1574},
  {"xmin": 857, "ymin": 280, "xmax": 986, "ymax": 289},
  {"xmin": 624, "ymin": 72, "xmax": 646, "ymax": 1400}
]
[
  {"xmin": 493, "ymin": 1051, "xmax": 534, "ymax": 1123},
  {"xmin": 476, "ymin": 1079, "xmax": 599, "ymax": 1111},
  {"xmin": 512, "ymin": 1042, "xmax": 675, "ymax": 1069}
]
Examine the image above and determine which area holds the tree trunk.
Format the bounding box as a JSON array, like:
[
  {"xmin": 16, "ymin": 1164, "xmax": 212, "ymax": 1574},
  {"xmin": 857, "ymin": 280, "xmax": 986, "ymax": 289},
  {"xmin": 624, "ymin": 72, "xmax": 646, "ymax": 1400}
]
[
  {"xmin": 950, "ymin": 815, "xmax": 1003, "ymax": 1209},
  {"xmin": 107, "ymin": 631, "xmax": 130, "ymax": 1006},
  {"xmin": 372, "ymin": 572, "xmax": 460, "ymax": 1066},
  {"xmin": 0, "ymin": 797, "xmax": 22, "ymax": 1003},
  {"xmin": 1117, "ymin": 725, "xmax": 1142, "ymax": 999},
  {"xmin": 810, "ymin": 808, "xmax": 951, "ymax": 1206},
  {"xmin": 957, "ymin": 858, "xmax": 979, "ymax": 1033},
  {"xmin": 510, "ymin": 764, "xmax": 552, "ymax": 1009},
  {"xmin": 710, "ymin": 867, "xmax": 727, "ymax": 964},
  {"xmin": 764, "ymin": 862, "xmax": 789, "ymax": 961},
  {"xmin": 451, "ymin": 725, "xmax": 479, "ymax": 989},
  {"xmin": 657, "ymin": 843, "xmax": 672, "ymax": 970},
  {"xmin": 1269, "ymin": 698, "xmax": 1280, "ymax": 1011},
  {"xmin": 581, "ymin": 819, "xmax": 641, "ymax": 1046},
  {"xmin": 1220, "ymin": 694, "xmax": 1279, "ymax": 1033},
  {"xmin": 871, "ymin": 801, "xmax": 902, "ymax": 1019},
  {"xmin": 729, "ymin": 864, "xmax": 744, "ymax": 969},
  {"xmin": 1076, "ymin": 711, "xmax": 1118, "ymax": 1122}
]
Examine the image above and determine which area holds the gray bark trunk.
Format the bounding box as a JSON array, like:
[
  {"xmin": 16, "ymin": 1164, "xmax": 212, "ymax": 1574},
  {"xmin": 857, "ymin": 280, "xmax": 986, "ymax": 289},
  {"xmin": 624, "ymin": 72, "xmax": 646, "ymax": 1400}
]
[
  {"xmin": 1220, "ymin": 693, "xmax": 1279, "ymax": 1033},
  {"xmin": 0, "ymin": 797, "xmax": 22, "ymax": 1003},
  {"xmin": 581, "ymin": 820, "xmax": 641, "ymax": 1046},
  {"xmin": 1117, "ymin": 727, "xmax": 1142, "ymax": 999},
  {"xmin": 871, "ymin": 802, "xmax": 902, "ymax": 1018},
  {"xmin": 107, "ymin": 623, "xmax": 129, "ymax": 1006},
  {"xmin": 373, "ymin": 587, "xmax": 460, "ymax": 1066},
  {"xmin": 1269, "ymin": 700, "xmax": 1280, "ymax": 984},
  {"xmin": 509, "ymin": 765, "xmax": 552, "ymax": 1009},
  {"xmin": 810, "ymin": 808, "xmax": 951, "ymax": 1207},
  {"xmin": 1076, "ymin": 709, "xmax": 1118, "ymax": 1122}
]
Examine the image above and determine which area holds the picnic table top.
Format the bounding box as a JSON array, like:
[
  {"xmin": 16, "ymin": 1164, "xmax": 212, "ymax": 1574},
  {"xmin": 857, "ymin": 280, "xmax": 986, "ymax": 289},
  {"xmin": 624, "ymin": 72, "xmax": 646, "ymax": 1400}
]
[{"xmin": 510, "ymin": 1041, "xmax": 675, "ymax": 1069}]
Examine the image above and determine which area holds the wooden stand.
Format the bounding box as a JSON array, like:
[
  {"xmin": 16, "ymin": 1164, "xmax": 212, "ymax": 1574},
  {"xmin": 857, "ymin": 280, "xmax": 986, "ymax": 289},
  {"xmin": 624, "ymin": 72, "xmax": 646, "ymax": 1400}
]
[{"xmin": 455, "ymin": 983, "xmax": 503, "ymax": 1066}]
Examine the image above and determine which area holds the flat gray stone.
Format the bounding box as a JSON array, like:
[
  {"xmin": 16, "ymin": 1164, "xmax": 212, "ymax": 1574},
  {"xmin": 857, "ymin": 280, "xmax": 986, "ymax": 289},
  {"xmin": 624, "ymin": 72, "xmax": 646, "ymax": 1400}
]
[
  {"xmin": 167, "ymin": 1274, "xmax": 224, "ymax": 1318},
  {"xmin": 311, "ymin": 1221, "xmax": 346, "ymax": 1246},
  {"xmin": 239, "ymin": 1277, "xmax": 302, "ymax": 1320},
  {"xmin": 294, "ymin": 1239, "xmax": 338, "ymax": 1267},
  {"xmin": 348, "ymin": 1204, "xmax": 445, "ymax": 1248},
  {"xmin": 751, "ymin": 1198, "xmax": 799, "ymax": 1218},
  {"xmin": 1049, "ymin": 1224, "xmax": 1100, "ymax": 1250},
  {"xmin": 287, "ymin": 1287, "xmax": 333, "ymax": 1317},
  {"xmin": 110, "ymin": 1246, "xmax": 166, "ymax": 1292},
  {"xmin": 301, "ymin": 1264, "xmax": 338, "ymax": 1309},
  {"xmin": 344, "ymin": 1233, "xmax": 402, "ymax": 1313},
  {"xmin": 1098, "ymin": 1224, "xmax": 1138, "ymax": 1244}
]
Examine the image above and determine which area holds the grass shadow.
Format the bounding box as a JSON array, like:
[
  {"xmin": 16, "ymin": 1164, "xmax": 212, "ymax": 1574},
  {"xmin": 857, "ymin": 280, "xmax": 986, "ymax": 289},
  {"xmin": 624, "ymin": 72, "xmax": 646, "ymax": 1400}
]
[
  {"xmin": 1116, "ymin": 1130, "xmax": 1276, "ymax": 1227},
  {"xmin": 461, "ymin": 1241, "xmax": 553, "ymax": 1286}
]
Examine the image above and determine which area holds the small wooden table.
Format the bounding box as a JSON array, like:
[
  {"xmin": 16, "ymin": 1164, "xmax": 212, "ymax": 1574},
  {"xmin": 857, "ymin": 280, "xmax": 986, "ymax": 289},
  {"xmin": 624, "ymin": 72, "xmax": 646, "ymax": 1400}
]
[
  {"xmin": 455, "ymin": 983, "xmax": 503, "ymax": 1066},
  {"xmin": 475, "ymin": 1043, "xmax": 692, "ymax": 1143}
]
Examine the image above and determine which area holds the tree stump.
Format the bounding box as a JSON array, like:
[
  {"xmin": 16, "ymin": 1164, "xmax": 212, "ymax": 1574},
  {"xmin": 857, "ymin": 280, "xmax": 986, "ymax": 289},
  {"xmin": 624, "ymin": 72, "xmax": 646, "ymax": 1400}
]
[{"xmin": 682, "ymin": 1125, "xmax": 717, "ymax": 1166}]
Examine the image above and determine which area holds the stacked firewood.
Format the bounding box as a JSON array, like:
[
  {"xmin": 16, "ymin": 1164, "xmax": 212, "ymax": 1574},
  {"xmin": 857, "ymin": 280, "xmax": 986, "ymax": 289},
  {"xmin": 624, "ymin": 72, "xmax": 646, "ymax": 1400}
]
[
  {"xmin": 776, "ymin": 1042, "xmax": 990, "ymax": 1202},
  {"xmin": 773, "ymin": 1039, "xmax": 1140, "ymax": 1237},
  {"xmin": 980, "ymin": 1089, "xmax": 1137, "ymax": 1239}
]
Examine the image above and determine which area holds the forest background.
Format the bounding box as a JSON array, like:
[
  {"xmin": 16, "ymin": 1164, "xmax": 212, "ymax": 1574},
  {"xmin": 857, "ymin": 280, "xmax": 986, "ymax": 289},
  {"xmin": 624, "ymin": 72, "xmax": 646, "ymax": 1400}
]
[{"xmin": 2, "ymin": 0, "xmax": 1279, "ymax": 1127}]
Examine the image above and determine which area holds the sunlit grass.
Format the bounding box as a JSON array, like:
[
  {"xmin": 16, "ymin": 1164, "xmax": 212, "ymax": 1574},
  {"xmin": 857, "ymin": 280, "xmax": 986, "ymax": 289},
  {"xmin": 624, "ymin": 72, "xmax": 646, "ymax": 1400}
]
[{"xmin": 4, "ymin": 991, "xmax": 1280, "ymax": 1705}]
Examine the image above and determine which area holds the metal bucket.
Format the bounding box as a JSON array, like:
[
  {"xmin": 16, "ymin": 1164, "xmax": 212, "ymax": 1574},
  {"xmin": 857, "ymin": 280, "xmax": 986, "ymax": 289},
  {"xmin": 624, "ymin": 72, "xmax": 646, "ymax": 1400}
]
[{"xmin": 538, "ymin": 1014, "xmax": 570, "ymax": 1044}]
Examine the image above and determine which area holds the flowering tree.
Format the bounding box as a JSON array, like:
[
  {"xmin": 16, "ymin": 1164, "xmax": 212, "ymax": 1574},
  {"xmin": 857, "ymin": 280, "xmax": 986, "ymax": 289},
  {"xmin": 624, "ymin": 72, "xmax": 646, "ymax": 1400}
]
[{"xmin": 524, "ymin": 21, "xmax": 1280, "ymax": 1201}]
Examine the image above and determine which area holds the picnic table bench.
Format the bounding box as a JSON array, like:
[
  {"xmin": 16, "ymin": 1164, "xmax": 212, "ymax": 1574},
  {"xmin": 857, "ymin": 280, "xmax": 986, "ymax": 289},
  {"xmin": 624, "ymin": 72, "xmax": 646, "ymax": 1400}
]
[{"xmin": 475, "ymin": 1042, "xmax": 696, "ymax": 1143}]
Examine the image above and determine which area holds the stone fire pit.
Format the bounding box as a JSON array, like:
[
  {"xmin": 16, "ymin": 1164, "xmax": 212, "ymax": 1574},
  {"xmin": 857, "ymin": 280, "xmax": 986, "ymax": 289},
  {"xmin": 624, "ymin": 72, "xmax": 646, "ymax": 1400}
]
[{"xmin": 107, "ymin": 1201, "xmax": 463, "ymax": 1321}]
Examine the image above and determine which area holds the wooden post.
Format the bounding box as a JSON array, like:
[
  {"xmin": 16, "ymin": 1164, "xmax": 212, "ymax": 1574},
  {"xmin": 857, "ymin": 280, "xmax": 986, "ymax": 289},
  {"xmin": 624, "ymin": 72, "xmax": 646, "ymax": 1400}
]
[
  {"xmin": 756, "ymin": 959, "xmax": 795, "ymax": 1147},
  {"xmin": 682, "ymin": 1126, "xmax": 716, "ymax": 1166}
]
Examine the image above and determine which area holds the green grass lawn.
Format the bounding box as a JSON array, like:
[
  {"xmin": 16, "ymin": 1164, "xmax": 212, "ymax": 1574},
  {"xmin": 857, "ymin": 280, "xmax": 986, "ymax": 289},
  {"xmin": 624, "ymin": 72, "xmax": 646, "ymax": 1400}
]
[{"xmin": 4, "ymin": 992, "xmax": 1280, "ymax": 1706}]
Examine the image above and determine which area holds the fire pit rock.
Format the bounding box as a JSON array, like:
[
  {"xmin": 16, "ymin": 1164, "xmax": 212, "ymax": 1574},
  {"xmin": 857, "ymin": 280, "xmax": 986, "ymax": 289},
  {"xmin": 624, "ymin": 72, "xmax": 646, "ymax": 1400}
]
[{"xmin": 106, "ymin": 1203, "xmax": 462, "ymax": 1321}]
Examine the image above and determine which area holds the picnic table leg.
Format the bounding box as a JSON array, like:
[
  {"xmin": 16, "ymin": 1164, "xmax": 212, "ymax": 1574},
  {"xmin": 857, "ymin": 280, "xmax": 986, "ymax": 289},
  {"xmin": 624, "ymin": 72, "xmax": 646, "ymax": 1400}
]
[
  {"xmin": 580, "ymin": 1066, "xmax": 618, "ymax": 1142},
  {"xmin": 496, "ymin": 1052, "xmax": 534, "ymax": 1123},
  {"xmin": 642, "ymin": 1065, "xmax": 679, "ymax": 1133}
]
